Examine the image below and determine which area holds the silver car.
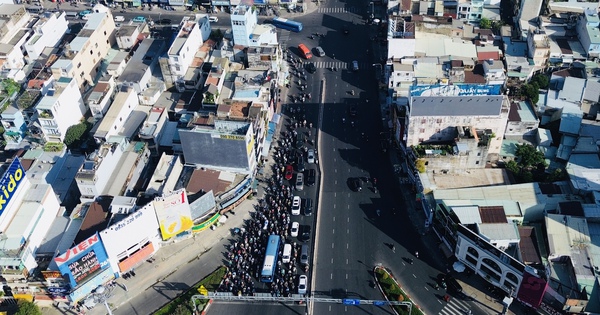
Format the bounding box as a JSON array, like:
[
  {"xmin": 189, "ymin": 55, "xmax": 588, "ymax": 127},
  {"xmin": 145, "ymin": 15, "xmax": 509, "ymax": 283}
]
[
  {"xmin": 352, "ymin": 60, "xmax": 359, "ymax": 71},
  {"xmin": 315, "ymin": 46, "xmax": 325, "ymax": 57}
]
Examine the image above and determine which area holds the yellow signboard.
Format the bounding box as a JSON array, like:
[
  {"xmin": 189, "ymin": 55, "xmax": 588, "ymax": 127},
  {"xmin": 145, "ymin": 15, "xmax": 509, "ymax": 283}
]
[
  {"xmin": 13, "ymin": 294, "xmax": 33, "ymax": 302},
  {"xmin": 198, "ymin": 285, "xmax": 208, "ymax": 296},
  {"xmin": 220, "ymin": 134, "xmax": 245, "ymax": 141}
]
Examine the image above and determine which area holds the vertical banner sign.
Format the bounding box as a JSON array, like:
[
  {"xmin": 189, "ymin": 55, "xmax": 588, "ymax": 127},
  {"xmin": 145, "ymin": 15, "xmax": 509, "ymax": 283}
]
[
  {"xmin": 0, "ymin": 159, "xmax": 25, "ymax": 216},
  {"xmin": 154, "ymin": 189, "xmax": 193, "ymax": 240}
]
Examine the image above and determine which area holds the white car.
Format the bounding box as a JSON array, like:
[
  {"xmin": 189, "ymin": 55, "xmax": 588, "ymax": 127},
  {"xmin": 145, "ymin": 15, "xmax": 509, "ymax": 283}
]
[
  {"xmin": 298, "ymin": 275, "xmax": 307, "ymax": 294},
  {"xmin": 291, "ymin": 222, "xmax": 299, "ymax": 237},
  {"xmin": 209, "ymin": 16, "xmax": 218, "ymax": 22},
  {"xmin": 352, "ymin": 60, "xmax": 359, "ymax": 71},
  {"xmin": 292, "ymin": 196, "xmax": 301, "ymax": 215},
  {"xmin": 307, "ymin": 149, "xmax": 315, "ymax": 164}
]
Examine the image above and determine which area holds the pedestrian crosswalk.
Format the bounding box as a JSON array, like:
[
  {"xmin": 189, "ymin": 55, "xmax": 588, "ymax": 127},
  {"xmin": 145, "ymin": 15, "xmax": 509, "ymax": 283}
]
[
  {"xmin": 439, "ymin": 298, "xmax": 471, "ymax": 315},
  {"xmin": 302, "ymin": 61, "xmax": 371, "ymax": 70},
  {"xmin": 317, "ymin": 7, "xmax": 361, "ymax": 14}
]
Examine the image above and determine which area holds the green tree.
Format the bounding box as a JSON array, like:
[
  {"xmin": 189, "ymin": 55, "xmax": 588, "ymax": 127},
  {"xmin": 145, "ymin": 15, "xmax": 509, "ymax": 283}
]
[
  {"xmin": 521, "ymin": 83, "xmax": 540, "ymax": 104},
  {"xmin": 479, "ymin": 18, "xmax": 492, "ymax": 29},
  {"xmin": 64, "ymin": 121, "xmax": 91, "ymax": 147},
  {"xmin": 15, "ymin": 300, "xmax": 42, "ymax": 315},
  {"xmin": 1, "ymin": 78, "xmax": 20, "ymax": 97},
  {"xmin": 506, "ymin": 160, "xmax": 519, "ymax": 174},
  {"xmin": 515, "ymin": 143, "xmax": 546, "ymax": 168},
  {"xmin": 530, "ymin": 73, "xmax": 549, "ymax": 89}
]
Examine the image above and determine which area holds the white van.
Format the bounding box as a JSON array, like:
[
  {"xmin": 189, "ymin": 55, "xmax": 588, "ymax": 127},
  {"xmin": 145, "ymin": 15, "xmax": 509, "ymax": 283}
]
[
  {"xmin": 208, "ymin": 16, "xmax": 218, "ymax": 23},
  {"xmin": 282, "ymin": 244, "xmax": 292, "ymax": 264},
  {"xmin": 114, "ymin": 16, "xmax": 125, "ymax": 22}
]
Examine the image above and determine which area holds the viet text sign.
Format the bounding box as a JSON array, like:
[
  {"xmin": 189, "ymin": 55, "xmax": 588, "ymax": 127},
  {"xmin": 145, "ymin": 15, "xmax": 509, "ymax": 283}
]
[
  {"xmin": 0, "ymin": 159, "xmax": 25, "ymax": 215},
  {"xmin": 154, "ymin": 189, "xmax": 193, "ymax": 240},
  {"xmin": 55, "ymin": 233, "xmax": 110, "ymax": 288}
]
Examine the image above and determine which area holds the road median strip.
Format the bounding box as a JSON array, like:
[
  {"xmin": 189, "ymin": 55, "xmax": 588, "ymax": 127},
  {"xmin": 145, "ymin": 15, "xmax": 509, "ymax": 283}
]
[{"xmin": 374, "ymin": 265, "xmax": 426, "ymax": 315}]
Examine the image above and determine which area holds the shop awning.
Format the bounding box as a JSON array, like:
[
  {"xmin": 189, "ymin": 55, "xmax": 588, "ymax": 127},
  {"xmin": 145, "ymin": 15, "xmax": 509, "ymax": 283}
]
[{"xmin": 271, "ymin": 113, "xmax": 281, "ymax": 124}]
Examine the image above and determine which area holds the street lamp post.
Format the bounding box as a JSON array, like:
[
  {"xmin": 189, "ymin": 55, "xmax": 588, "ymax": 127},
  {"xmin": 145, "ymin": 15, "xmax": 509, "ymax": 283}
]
[{"xmin": 93, "ymin": 285, "xmax": 113, "ymax": 315}]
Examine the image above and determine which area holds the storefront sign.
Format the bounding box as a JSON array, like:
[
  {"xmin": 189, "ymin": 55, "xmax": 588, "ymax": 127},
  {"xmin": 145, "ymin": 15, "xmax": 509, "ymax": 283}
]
[{"xmin": 0, "ymin": 159, "xmax": 25, "ymax": 214}]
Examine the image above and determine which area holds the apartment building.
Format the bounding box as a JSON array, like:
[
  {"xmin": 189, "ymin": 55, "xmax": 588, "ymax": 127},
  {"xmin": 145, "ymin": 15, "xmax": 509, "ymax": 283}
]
[
  {"xmin": 231, "ymin": 5, "xmax": 257, "ymax": 47},
  {"xmin": 527, "ymin": 28, "xmax": 550, "ymax": 68},
  {"xmin": 50, "ymin": 12, "xmax": 116, "ymax": 88},
  {"xmin": 93, "ymin": 87, "xmax": 138, "ymax": 143},
  {"xmin": 160, "ymin": 14, "xmax": 211, "ymax": 87},
  {"xmin": 76, "ymin": 137, "xmax": 128, "ymax": 201},
  {"xmin": 0, "ymin": 4, "xmax": 30, "ymax": 43},
  {"xmin": 24, "ymin": 11, "xmax": 69, "ymax": 61},
  {"xmin": 577, "ymin": 8, "xmax": 600, "ymax": 60},
  {"xmin": 0, "ymin": 5, "xmax": 32, "ymax": 80},
  {"xmin": 35, "ymin": 77, "xmax": 86, "ymax": 143},
  {"xmin": 0, "ymin": 105, "xmax": 27, "ymax": 148},
  {"xmin": 87, "ymin": 76, "xmax": 116, "ymax": 118}
]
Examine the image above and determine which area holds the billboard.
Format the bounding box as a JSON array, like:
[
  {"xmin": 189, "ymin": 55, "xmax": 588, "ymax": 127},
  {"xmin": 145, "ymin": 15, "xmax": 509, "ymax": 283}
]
[
  {"xmin": 55, "ymin": 233, "xmax": 110, "ymax": 288},
  {"xmin": 0, "ymin": 159, "xmax": 25, "ymax": 215},
  {"xmin": 410, "ymin": 84, "xmax": 502, "ymax": 97},
  {"xmin": 154, "ymin": 189, "xmax": 193, "ymax": 240}
]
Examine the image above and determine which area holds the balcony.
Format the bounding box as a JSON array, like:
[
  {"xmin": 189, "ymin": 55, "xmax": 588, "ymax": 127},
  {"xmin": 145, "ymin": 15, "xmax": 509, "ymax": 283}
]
[{"xmin": 38, "ymin": 110, "xmax": 54, "ymax": 119}]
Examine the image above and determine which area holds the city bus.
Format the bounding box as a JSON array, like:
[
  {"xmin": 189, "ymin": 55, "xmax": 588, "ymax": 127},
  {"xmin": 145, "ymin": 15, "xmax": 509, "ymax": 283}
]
[
  {"xmin": 260, "ymin": 235, "xmax": 281, "ymax": 283},
  {"xmin": 271, "ymin": 17, "xmax": 303, "ymax": 32}
]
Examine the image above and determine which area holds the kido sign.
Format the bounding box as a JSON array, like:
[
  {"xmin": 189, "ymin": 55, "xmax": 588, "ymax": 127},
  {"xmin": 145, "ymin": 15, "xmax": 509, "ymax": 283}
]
[{"xmin": 0, "ymin": 159, "xmax": 25, "ymax": 215}]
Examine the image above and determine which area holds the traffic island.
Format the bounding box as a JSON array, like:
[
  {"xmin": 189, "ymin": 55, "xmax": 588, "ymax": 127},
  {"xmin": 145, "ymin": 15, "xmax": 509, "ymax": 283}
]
[
  {"xmin": 374, "ymin": 265, "xmax": 425, "ymax": 315},
  {"xmin": 153, "ymin": 266, "xmax": 227, "ymax": 315}
]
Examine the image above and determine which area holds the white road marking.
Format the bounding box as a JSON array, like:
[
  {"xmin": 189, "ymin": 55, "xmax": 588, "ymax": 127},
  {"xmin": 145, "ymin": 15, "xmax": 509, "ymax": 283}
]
[
  {"xmin": 332, "ymin": 242, "xmax": 335, "ymax": 248},
  {"xmin": 331, "ymin": 258, "xmax": 334, "ymax": 264},
  {"xmin": 332, "ymin": 229, "xmax": 335, "ymax": 234},
  {"xmin": 330, "ymin": 273, "xmax": 333, "ymax": 280},
  {"xmin": 346, "ymin": 274, "xmax": 348, "ymax": 279},
  {"xmin": 347, "ymin": 228, "xmax": 350, "ymax": 234},
  {"xmin": 346, "ymin": 259, "xmax": 348, "ymax": 264},
  {"xmin": 346, "ymin": 243, "xmax": 349, "ymax": 249},
  {"xmin": 413, "ymin": 274, "xmax": 417, "ymax": 278},
  {"xmin": 333, "ymin": 216, "xmax": 336, "ymax": 221}
]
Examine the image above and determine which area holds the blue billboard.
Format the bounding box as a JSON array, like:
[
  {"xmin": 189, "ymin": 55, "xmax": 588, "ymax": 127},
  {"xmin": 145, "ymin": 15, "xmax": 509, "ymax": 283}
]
[
  {"xmin": 410, "ymin": 84, "xmax": 502, "ymax": 97},
  {"xmin": 0, "ymin": 159, "xmax": 25, "ymax": 216},
  {"xmin": 55, "ymin": 233, "xmax": 111, "ymax": 288}
]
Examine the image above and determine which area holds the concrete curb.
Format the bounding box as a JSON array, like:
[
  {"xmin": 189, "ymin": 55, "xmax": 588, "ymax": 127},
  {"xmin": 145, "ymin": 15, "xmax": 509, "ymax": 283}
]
[{"xmin": 200, "ymin": 299, "xmax": 213, "ymax": 315}]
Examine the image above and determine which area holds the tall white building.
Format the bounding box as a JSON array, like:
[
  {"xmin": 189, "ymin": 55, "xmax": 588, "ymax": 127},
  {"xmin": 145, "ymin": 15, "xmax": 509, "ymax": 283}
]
[
  {"xmin": 231, "ymin": 5, "xmax": 257, "ymax": 47},
  {"xmin": 25, "ymin": 11, "xmax": 69, "ymax": 61},
  {"xmin": 35, "ymin": 77, "xmax": 86, "ymax": 143},
  {"xmin": 161, "ymin": 14, "xmax": 211, "ymax": 87}
]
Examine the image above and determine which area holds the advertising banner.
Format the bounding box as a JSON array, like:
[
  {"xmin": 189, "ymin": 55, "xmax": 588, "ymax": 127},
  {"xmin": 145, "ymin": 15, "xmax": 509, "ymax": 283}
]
[
  {"xmin": 154, "ymin": 189, "xmax": 193, "ymax": 240},
  {"xmin": 410, "ymin": 84, "xmax": 502, "ymax": 96},
  {"xmin": 54, "ymin": 233, "xmax": 110, "ymax": 288},
  {"xmin": 0, "ymin": 159, "xmax": 25, "ymax": 216}
]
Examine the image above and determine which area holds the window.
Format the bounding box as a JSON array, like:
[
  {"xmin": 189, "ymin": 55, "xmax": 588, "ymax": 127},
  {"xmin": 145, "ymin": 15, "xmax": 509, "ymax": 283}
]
[
  {"xmin": 505, "ymin": 272, "xmax": 518, "ymax": 286},
  {"xmin": 174, "ymin": 56, "xmax": 178, "ymax": 62},
  {"xmin": 90, "ymin": 50, "xmax": 93, "ymax": 55},
  {"xmin": 175, "ymin": 66, "xmax": 180, "ymax": 71},
  {"xmin": 98, "ymin": 51, "xmax": 101, "ymax": 57},
  {"xmin": 482, "ymin": 258, "xmax": 502, "ymax": 274},
  {"xmin": 419, "ymin": 128, "xmax": 425, "ymax": 133},
  {"xmin": 106, "ymin": 39, "xmax": 109, "ymax": 44},
  {"xmin": 80, "ymin": 71, "xmax": 84, "ymax": 78},
  {"xmin": 95, "ymin": 42, "xmax": 98, "ymax": 48},
  {"xmin": 119, "ymin": 117, "xmax": 122, "ymax": 122},
  {"xmin": 104, "ymin": 31, "xmax": 107, "ymax": 35},
  {"xmin": 77, "ymin": 62, "xmax": 82, "ymax": 68}
]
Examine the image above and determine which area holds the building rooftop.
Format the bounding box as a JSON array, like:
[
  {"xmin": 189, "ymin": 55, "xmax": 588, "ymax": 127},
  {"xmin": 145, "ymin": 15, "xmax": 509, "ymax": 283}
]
[
  {"xmin": 73, "ymin": 196, "xmax": 113, "ymax": 245},
  {"xmin": 410, "ymin": 95, "xmax": 504, "ymax": 117},
  {"xmin": 508, "ymin": 101, "xmax": 537, "ymax": 123}
]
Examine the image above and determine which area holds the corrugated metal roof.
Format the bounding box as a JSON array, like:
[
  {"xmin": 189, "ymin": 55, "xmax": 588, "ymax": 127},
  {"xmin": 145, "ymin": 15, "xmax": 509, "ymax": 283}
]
[
  {"xmin": 451, "ymin": 206, "xmax": 482, "ymax": 224},
  {"xmin": 410, "ymin": 95, "xmax": 504, "ymax": 117},
  {"xmin": 479, "ymin": 206, "xmax": 508, "ymax": 223},
  {"xmin": 546, "ymin": 214, "xmax": 590, "ymax": 257}
]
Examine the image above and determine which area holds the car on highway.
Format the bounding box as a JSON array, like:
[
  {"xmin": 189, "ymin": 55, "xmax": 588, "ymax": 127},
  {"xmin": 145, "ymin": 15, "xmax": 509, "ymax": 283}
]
[
  {"xmin": 307, "ymin": 149, "xmax": 315, "ymax": 164},
  {"xmin": 78, "ymin": 10, "xmax": 92, "ymax": 18},
  {"xmin": 291, "ymin": 222, "xmax": 299, "ymax": 237},
  {"xmin": 298, "ymin": 275, "xmax": 307, "ymax": 294},
  {"xmin": 209, "ymin": 16, "xmax": 218, "ymax": 22},
  {"xmin": 306, "ymin": 62, "xmax": 316, "ymax": 73},
  {"xmin": 300, "ymin": 225, "xmax": 311, "ymax": 242},
  {"xmin": 352, "ymin": 60, "xmax": 359, "ymax": 71},
  {"xmin": 158, "ymin": 18, "xmax": 172, "ymax": 25},
  {"xmin": 295, "ymin": 173, "xmax": 304, "ymax": 191},
  {"xmin": 285, "ymin": 165, "xmax": 294, "ymax": 180},
  {"xmin": 306, "ymin": 169, "xmax": 316, "ymax": 186},
  {"xmin": 349, "ymin": 177, "xmax": 362, "ymax": 191},
  {"xmin": 292, "ymin": 196, "xmax": 301, "ymax": 215},
  {"xmin": 296, "ymin": 155, "xmax": 305, "ymax": 172},
  {"xmin": 315, "ymin": 46, "xmax": 325, "ymax": 57},
  {"xmin": 304, "ymin": 198, "xmax": 313, "ymax": 216},
  {"xmin": 132, "ymin": 16, "xmax": 146, "ymax": 23}
]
